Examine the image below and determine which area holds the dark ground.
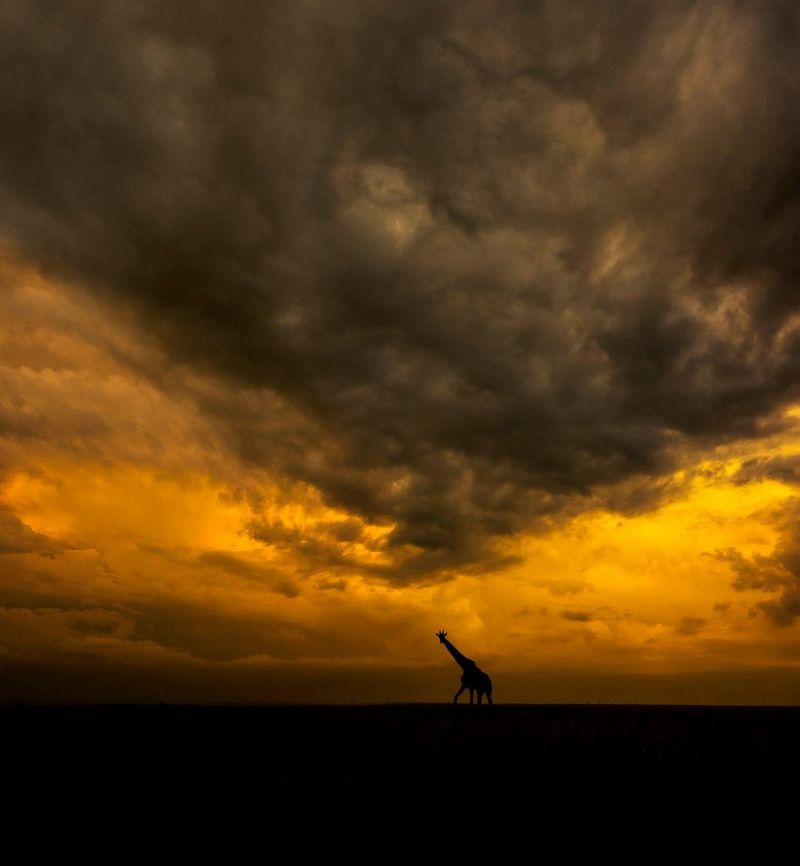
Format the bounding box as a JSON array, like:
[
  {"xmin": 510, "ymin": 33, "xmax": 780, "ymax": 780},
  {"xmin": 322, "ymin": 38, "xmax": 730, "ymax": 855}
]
[{"xmin": 5, "ymin": 703, "xmax": 797, "ymax": 853}]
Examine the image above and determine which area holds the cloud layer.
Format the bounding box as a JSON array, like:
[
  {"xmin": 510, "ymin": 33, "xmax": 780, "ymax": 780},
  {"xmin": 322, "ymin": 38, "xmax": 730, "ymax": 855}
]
[{"xmin": 2, "ymin": 0, "xmax": 800, "ymax": 585}]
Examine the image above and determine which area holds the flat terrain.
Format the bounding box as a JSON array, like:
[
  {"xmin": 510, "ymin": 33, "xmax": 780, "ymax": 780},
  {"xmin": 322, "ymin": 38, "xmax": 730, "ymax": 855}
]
[{"xmin": 5, "ymin": 704, "xmax": 798, "ymax": 851}]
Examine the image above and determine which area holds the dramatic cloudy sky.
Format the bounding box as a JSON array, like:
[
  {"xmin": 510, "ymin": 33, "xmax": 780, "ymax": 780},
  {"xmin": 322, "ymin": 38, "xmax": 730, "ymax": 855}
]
[{"xmin": 2, "ymin": 0, "xmax": 800, "ymax": 703}]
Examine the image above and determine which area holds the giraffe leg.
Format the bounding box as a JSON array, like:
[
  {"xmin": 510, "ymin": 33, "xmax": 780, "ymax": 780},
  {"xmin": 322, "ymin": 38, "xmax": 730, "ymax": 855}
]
[
  {"xmin": 469, "ymin": 689, "xmax": 474, "ymax": 704},
  {"xmin": 477, "ymin": 691, "xmax": 484, "ymax": 705},
  {"xmin": 453, "ymin": 685, "xmax": 466, "ymax": 704}
]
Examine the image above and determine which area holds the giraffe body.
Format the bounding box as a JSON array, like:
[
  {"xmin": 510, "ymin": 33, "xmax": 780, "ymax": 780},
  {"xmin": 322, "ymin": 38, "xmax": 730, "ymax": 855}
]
[{"xmin": 436, "ymin": 631, "xmax": 493, "ymax": 705}]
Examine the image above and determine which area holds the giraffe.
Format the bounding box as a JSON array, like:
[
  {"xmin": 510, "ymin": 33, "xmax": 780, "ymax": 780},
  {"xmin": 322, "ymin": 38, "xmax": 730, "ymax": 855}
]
[{"xmin": 436, "ymin": 631, "xmax": 493, "ymax": 705}]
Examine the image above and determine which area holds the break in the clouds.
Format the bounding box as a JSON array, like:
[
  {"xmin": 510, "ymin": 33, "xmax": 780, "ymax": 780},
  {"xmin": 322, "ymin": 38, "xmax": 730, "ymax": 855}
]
[{"xmin": 2, "ymin": 0, "xmax": 800, "ymax": 585}]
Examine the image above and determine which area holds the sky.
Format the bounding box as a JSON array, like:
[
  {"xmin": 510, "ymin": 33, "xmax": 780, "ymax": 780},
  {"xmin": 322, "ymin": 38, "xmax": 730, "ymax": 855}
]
[{"xmin": 1, "ymin": 0, "xmax": 800, "ymax": 704}]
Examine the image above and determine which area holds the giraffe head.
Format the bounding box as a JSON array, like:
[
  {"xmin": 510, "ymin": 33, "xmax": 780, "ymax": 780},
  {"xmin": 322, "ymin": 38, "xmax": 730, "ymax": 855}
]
[{"xmin": 436, "ymin": 630, "xmax": 447, "ymax": 644}]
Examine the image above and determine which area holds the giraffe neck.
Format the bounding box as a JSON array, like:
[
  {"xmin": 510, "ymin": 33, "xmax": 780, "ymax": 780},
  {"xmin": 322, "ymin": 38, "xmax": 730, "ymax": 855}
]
[{"xmin": 442, "ymin": 637, "xmax": 474, "ymax": 671}]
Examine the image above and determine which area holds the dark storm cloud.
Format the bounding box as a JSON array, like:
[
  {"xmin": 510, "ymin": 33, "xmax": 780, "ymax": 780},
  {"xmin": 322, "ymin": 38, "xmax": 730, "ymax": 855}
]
[
  {"xmin": 675, "ymin": 616, "xmax": 707, "ymax": 636},
  {"xmin": 196, "ymin": 550, "xmax": 300, "ymax": 597},
  {"xmin": 2, "ymin": 0, "xmax": 800, "ymax": 580},
  {"xmin": 715, "ymin": 498, "xmax": 800, "ymax": 626},
  {"xmin": 130, "ymin": 603, "xmax": 337, "ymax": 661},
  {"xmin": 733, "ymin": 456, "xmax": 800, "ymax": 487},
  {"xmin": 0, "ymin": 507, "xmax": 64, "ymax": 556},
  {"xmin": 139, "ymin": 543, "xmax": 301, "ymax": 597},
  {"xmin": 130, "ymin": 597, "xmax": 429, "ymax": 662},
  {"xmin": 245, "ymin": 510, "xmax": 520, "ymax": 583}
]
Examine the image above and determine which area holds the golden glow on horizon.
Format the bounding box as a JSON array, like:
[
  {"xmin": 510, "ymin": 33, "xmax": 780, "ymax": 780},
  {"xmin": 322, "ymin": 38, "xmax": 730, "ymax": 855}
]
[{"xmin": 2, "ymin": 252, "xmax": 800, "ymax": 701}]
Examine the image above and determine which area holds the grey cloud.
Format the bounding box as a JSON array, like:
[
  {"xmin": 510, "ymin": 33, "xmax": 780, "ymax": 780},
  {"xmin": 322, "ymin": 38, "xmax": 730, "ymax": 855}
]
[
  {"xmin": 137, "ymin": 543, "xmax": 302, "ymax": 598},
  {"xmin": 514, "ymin": 605, "xmax": 549, "ymax": 617},
  {"xmin": 532, "ymin": 577, "xmax": 593, "ymax": 596},
  {"xmin": 675, "ymin": 616, "xmax": 707, "ymax": 636},
  {"xmin": 245, "ymin": 511, "xmax": 520, "ymax": 584},
  {"xmin": 131, "ymin": 604, "xmax": 336, "ymax": 662},
  {"xmin": 560, "ymin": 609, "xmax": 594, "ymax": 622},
  {"xmin": 714, "ymin": 547, "xmax": 789, "ymax": 594},
  {"xmin": 0, "ymin": 508, "xmax": 63, "ymax": 557},
  {"xmin": 196, "ymin": 550, "xmax": 300, "ymax": 597},
  {"xmin": 757, "ymin": 592, "xmax": 800, "ymax": 627},
  {"xmin": 129, "ymin": 598, "xmax": 430, "ymax": 662},
  {"xmin": 733, "ymin": 456, "xmax": 800, "ymax": 487},
  {"xmin": 2, "ymin": 1, "xmax": 800, "ymax": 580},
  {"xmin": 714, "ymin": 498, "xmax": 800, "ymax": 626}
]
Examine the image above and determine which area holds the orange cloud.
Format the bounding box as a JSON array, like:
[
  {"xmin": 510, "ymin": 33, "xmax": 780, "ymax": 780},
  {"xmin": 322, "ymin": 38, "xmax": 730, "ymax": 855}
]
[{"xmin": 3, "ymin": 249, "xmax": 800, "ymax": 703}]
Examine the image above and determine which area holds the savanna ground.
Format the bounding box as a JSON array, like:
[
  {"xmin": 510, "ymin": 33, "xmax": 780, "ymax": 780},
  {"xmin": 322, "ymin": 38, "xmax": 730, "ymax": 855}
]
[{"xmin": 6, "ymin": 704, "xmax": 797, "ymax": 853}]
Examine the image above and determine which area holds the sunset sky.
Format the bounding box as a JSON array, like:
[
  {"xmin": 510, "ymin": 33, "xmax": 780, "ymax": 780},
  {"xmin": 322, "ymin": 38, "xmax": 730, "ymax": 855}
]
[{"xmin": 2, "ymin": 0, "xmax": 800, "ymax": 704}]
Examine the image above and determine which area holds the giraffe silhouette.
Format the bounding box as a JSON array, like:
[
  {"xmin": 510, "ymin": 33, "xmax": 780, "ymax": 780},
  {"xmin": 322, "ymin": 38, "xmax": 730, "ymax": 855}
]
[{"xmin": 436, "ymin": 631, "xmax": 493, "ymax": 705}]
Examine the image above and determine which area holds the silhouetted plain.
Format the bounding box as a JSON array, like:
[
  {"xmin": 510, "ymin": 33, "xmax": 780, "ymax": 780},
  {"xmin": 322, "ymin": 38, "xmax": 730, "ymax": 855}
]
[{"xmin": 5, "ymin": 703, "xmax": 800, "ymax": 855}]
